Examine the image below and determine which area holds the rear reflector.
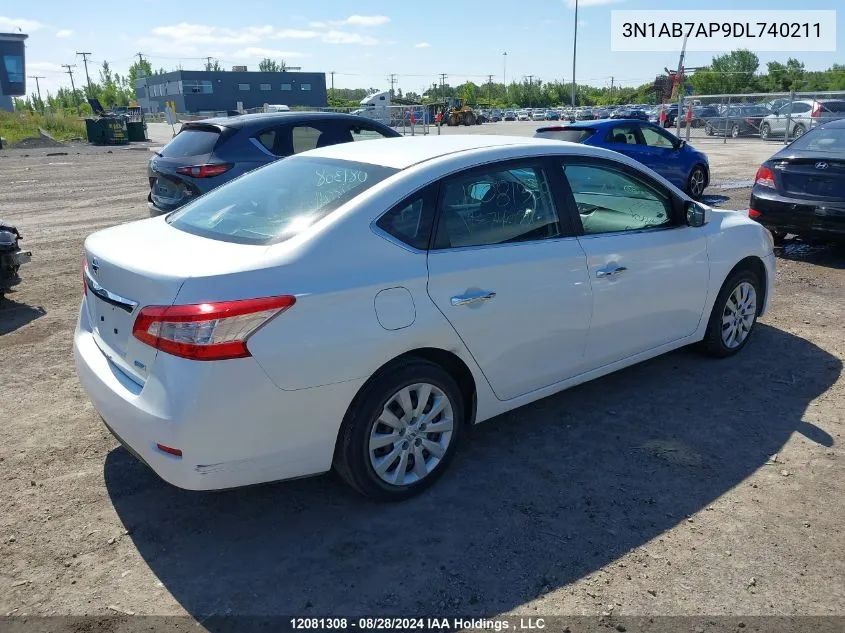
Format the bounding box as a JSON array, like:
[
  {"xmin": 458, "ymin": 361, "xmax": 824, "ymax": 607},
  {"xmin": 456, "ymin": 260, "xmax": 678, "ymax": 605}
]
[
  {"xmin": 132, "ymin": 295, "xmax": 295, "ymax": 361},
  {"xmin": 156, "ymin": 444, "xmax": 183, "ymax": 457},
  {"xmin": 748, "ymin": 208, "xmax": 762, "ymax": 219},
  {"xmin": 754, "ymin": 165, "xmax": 776, "ymax": 189},
  {"xmin": 175, "ymin": 163, "xmax": 232, "ymax": 178}
]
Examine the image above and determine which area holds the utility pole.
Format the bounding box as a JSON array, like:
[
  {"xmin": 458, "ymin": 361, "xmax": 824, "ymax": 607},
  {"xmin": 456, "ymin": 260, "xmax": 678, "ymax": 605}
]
[
  {"xmin": 28, "ymin": 75, "xmax": 45, "ymax": 110},
  {"xmin": 524, "ymin": 75, "xmax": 534, "ymax": 108},
  {"xmin": 62, "ymin": 64, "xmax": 80, "ymax": 114},
  {"xmin": 502, "ymin": 51, "xmax": 507, "ymax": 98},
  {"xmin": 439, "ymin": 73, "xmax": 447, "ymax": 102},
  {"xmin": 205, "ymin": 56, "xmax": 214, "ymax": 72},
  {"xmin": 136, "ymin": 52, "xmax": 145, "ymax": 65},
  {"xmin": 571, "ymin": 0, "xmax": 579, "ymax": 110},
  {"xmin": 675, "ymin": 34, "xmax": 689, "ymax": 138},
  {"xmin": 388, "ymin": 73, "xmax": 397, "ymax": 98},
  {"xmin": 610, "ymin": 76, "xmax": 614, "ymax": 99},
  {"xmin": 76, "ymin": 52, "xmax": 93, "ymax": 95},
  {"xmin": 486, "ymin": 74, "xmax": 493, "ymax": 102},
  {"xmin": 330, "ymin": 70, "xmax": 335, "ymax": 95}
]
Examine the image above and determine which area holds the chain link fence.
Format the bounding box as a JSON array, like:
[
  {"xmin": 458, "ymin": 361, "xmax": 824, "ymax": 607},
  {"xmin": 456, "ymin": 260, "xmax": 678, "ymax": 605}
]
[{"xmin": 655, "ymin": 90, "xmax": 845, "ymax": 146}]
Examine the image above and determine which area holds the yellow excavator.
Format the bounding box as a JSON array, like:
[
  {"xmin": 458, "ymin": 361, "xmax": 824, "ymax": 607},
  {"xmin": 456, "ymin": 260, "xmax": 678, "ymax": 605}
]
[{"xmin": 442, "ymin": 98, "xmax": 478, "ymax": 126}]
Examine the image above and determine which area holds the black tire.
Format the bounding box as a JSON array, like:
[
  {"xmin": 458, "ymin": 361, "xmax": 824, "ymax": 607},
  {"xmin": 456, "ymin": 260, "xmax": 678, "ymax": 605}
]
[
  {"xmin": 760, "ymin": 123, "xmax": 771, "ymax": 140},
  {"xmin": 334, "ymin": 358, "xmax": 465, "ymax": 501},
  {"xmin": 686, "ymin": 165, "xmax": 707, "ymax": 200},
  {"xmin": 771, "ymin": 230, "xmax": 787, "ymax": 246},
  {"xmin": 704, "ymin": 124, "xmax": 714, "ymax": 136},
  {"xmin": 701, "ymin": 269, "xmax": 761, "ymax": 358},
  {"xmin": 731, "ymin": 124, "xmax": 740, "ymax": 138},
  {"xmin": 792, "ymin": 123, "xmax": 806, "ymax": 138}
]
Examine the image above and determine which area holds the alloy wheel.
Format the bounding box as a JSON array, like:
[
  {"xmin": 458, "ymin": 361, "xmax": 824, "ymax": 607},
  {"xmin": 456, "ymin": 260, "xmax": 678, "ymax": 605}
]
[
  {"xmin": 368, "ymin": 383, "xmax": 455, "ymax": 486},
  {"xmin": 721, "ymin": 281, "xmax": 757, "ymax": 349},
  {"xmin": 689, "ymin": 168, "xmax": 706, "ymax": 198}
]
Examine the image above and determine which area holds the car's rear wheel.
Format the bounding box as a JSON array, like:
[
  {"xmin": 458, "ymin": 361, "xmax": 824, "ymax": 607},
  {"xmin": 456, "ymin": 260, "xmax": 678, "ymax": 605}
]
[
  {"xmin": 704, "ymin": 123, "xmax": 714, "ymax": 136},
  {"xmin": 686, "ymin": 165, "xmax": 707, "ymax": 199},
  {"xmin": 334, "ymin": 359, "xmax": 464, "ymax": 501},
  {"xmin": 792, "ymin": 123, "xmax": 806, "ymax": 138},
  {"xmin": 760, "ymin": 123, "xmax": 771, "ymax": 140},
  {"xmin": 701, "ymin": 269, "xmax": 761, "ymax": 358},
  {"xmin": 731, "ymin": 124, "xmax": 740, "ymax": 138}
]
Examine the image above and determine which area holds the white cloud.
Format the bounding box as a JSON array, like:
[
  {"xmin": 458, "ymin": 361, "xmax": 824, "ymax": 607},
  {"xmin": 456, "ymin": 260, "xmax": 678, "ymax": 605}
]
[
  {"xmin": 414, "ymin": 41, "xmax": 430, "ymax": 48},
  {"xmin": 55, "ymin": 29, "xmax": 73, "ymax": 38},
  {"xmin": 564, "ymin": 0, "xmax": 624, "ymax": 7},
  {"xmin": 308, "ymin": 21, "xmax": 327, "ymax": 28},
  {"xmin": 273, "ymin": 29, "xmax": 319, "ymax": 39},
  {"xmin": 322, "ymin": 30, "xmax": 378, "ymax": 45},
  {"xmin": 27, "ymin": 61, "xmax": 64, "ymax": 73},
  {"xmin": 345, "ymin": 14, "xmax": 390, "ymax": 27},
  {"xmin": 0, "ymin": 16, "xmax": 45, "ymax": 32},
  {"xmin": 151, "ymin": 22, "xmax": 275, "ymax": 45},
  {"xmin": 233, "ymin": 47, "xmax": 309, "ymax": 59}
]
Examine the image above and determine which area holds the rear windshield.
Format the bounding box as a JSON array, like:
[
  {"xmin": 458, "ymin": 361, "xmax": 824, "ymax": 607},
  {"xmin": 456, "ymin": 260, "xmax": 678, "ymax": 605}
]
[
  {"xmin": 819, "ymin": 101, "xmax": 845, "ymax": 113},
  {"xmin": 167, "ymin": 156, "xmax": 398, "ymax": 245},
  {"xmin": 539, "ymin": 128, "xmax": 594, "ymax": 143},
  {"xmin": 160, "ymin": 128, "xmax": 221, "ymax": 157},
  {"xmin": 788, "ymin": 125, "xmax": 845, "ymax": 153}
]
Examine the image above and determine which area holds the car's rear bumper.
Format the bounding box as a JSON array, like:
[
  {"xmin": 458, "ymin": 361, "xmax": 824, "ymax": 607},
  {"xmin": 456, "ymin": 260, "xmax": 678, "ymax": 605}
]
[
  {"xmin": 750, "ymin": 187, "xmax": 845, "ymax": 242},
  {"xmin": 73, "ymin": 303, "xmax": 364, "ymax": 490}
]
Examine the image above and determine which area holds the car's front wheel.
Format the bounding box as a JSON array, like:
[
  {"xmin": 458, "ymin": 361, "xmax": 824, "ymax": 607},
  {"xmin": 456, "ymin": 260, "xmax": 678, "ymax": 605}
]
[
  {"xmin": 731, "ymin": 124, "xmax": 740, "ymax": 138},
  {"xmin": 701, "ymin": 269, "xmax": 761, "ymax": 358},
  {"xmin": 334, "ymin": 359, "xmax": 464, "ymax": 501},
  {"xmin": 760, "ymin": 123, "xmax": 771, "ymax": 139},
  {"xmin": 686, "ymin": 165, "xmax": 707, "ymax": 199}
]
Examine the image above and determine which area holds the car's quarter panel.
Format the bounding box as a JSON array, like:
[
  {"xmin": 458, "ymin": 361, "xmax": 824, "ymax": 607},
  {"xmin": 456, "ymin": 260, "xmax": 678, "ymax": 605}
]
[{"xmin": 74, "ymin": 303, "xmax": 363, "ymax": 489}]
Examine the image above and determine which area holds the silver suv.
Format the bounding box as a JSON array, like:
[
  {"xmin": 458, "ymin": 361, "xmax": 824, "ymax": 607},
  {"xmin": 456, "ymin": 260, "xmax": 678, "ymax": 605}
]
[{"xmin": 759, "ymin": 99, "xmax": 845, "ymax": 140}]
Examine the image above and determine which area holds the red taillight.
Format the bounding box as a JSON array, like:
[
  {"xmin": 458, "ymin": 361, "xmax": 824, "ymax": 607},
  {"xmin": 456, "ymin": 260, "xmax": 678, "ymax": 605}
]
[
  {"xmin": 132, "ymin": 295, "xmax": 295, "ymax": 361},
  {"xmin": 156, "ymin": 444, "xmax": 183, "ymax": 457},
  {"xmin": 748, "ymin": 208, "xmax": 762, "ymax": 219},
  {"xmin": 754, "ymin": 165, "xmax": 776, "ymax": 189},
  {"xmin": 811, "ymin": 103, "xmax": 822, "ymax": 118},
  {"xmin": 175, "ymin": 163, "xmax": 232, "ymax": 178}
]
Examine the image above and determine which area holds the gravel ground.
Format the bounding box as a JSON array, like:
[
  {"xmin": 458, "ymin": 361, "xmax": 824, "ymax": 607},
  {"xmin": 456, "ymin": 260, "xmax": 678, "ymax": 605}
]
[{"xmin": 0, "ymin": 138, "xmax": 843, "ymax": 625}]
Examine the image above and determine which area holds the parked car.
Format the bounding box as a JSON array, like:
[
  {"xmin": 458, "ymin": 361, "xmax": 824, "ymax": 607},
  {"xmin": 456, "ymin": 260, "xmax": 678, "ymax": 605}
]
[
  {"xmin": 595, "ymin": 108, "xmax": 611, "ymax": 119},
  {"xmin": 688, "ymin": 105, "xmax": 721, "ymax": 128},
  {"xmin": 535, "ymin": 119, "xmax": 710, "ymax": 198},
  {"xmin": 532, "ymin": 109, "xmax": 547, "ymax": 121},
  {"xmin": 749, "ymin": 119, "xmax": 845, "ymax": 244},
  {"xmin": 517, "ymin": 110, "xmax": 531, "ymax": 121},
  {"xmin": 503, "ymin": 110, "xmax": 517, "ymax": 121},
  {"xmin": 75, "ymin": 135, "xmax": 774, "ymax": 500},
  {"xmin": 147, "ymin": 112, "xmax": 400, "ymax": 216},
  {"xmin": 651, "ymin": 104, "xmax": 680, "ymax": 128},
  {"xmin": 611, "ymin": 108, "xmax": 649, "ymax": 121},
  {"xmin": 490, "ymin": 109, "xmax": 503, "ymax": 122},
  {"xmin": 759, "ymin": 99, "xmax": 845, "ymax": 141},
  {"xmin": 575, "ymin": 108, "xmax": 594, "ymax": 121},
  {"xmin": 545, "ymin": 110, "xmax": 560, "ymax": 121},
  {"xmin": 704, "ymin": 105, "xmax": 770, "ymax": 137}
]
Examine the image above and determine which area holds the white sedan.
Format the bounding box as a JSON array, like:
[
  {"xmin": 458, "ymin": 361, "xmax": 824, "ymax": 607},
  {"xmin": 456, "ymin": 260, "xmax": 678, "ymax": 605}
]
[{"xmin": 74, "ymin": 136, "xmax": 775, "ymax": 501}]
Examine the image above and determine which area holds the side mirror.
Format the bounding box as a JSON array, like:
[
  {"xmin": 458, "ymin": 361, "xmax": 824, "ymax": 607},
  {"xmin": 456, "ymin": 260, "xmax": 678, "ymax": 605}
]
[
  {"xmin": 685, "ymin": 200, "xmax": 708, "ymax": 227},
  {"xmin": 676, "ymin": 139, "xmax": 686, "ymax": 149}
]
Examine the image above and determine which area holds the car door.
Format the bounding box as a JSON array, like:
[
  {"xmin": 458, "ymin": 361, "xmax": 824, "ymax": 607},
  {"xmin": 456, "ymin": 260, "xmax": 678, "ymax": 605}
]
[
  {"xmin": 768, "ymin": 104, "xmax": 791, "ymax": 134},
  {"xmin": 426, "ymin": 159, "xmax": 592, "ymax": 401},
  {"xmin": 556, "ymin": 158, "xmax": 709, "ymax": 370},
  {"xmin": 788, "ymin": 102, "xmax": 812, "ymax": 133},
  {"xmin": 635, "ymin": 124, "xmax": 686, "ymax": 188}
]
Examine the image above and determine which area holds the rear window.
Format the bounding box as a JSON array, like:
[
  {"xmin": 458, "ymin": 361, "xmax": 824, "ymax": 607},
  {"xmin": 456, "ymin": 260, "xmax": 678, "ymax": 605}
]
[
  {"xmin": 788, "ymin": 125, "xmax": 845, "ymax": 153},
  {"xmin": 167, "ymin": 157, "xmax": 397, "ymax": 245},
  {"xmin": 819, "ymin": 101, "xmax": 845, "ymax": 114},
  {"xmin": 538, "ymin": 128, "xmax": 594, "ymax": 143},
  {"xmin": 159, "ymin": 128, "xmax": 220, "ymax": 157}
]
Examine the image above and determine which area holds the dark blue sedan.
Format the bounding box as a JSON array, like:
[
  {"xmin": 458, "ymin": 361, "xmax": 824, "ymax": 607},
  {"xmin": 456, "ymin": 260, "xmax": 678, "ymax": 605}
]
[
  {"xmin": 535, "ymin": 119, "xmax": 710, "ymax": 198},
  {"xmin": 148, "ymin": 112, "xmax": 401, "ymax": 216}
]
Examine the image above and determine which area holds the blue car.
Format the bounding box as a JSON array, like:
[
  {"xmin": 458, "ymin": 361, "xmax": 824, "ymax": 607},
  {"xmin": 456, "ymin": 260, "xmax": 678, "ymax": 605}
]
[
  {"xmin": 148, "ymin": 112, "xmax": 400, "ymax": 216},
  {"xmin": 534, "ymin": 118, "xmax": 710, "ymax": 199}
]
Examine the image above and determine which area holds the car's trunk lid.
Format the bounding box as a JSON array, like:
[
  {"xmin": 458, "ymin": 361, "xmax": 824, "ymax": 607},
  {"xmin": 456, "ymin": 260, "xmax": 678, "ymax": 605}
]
[
  {"xmin": 83, "ymin": 218, "xmax": 268, "ymax": 385},
  {"xmin": 149, "ymin": 124, "xmax": 226, "ymax": 209},
  {"xmin": 774, "ymin": 156, "xmax": 845, "ymax": 200}
]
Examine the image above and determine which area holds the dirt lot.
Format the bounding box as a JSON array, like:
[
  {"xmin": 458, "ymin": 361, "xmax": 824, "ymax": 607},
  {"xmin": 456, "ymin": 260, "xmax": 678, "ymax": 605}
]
[{"xmin": 1, "ymin": 137, "xmax": 844, "ymax": 626}]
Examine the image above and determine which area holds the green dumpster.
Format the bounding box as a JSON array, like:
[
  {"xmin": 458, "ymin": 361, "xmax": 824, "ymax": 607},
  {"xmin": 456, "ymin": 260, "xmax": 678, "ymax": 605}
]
[
  {"xmin": 85, "ymin": 117, "xmax": 128, "ymax": 145},
  {"xmin": 126, "ymin": 121, "xmax": 147, "ymax": 142}
]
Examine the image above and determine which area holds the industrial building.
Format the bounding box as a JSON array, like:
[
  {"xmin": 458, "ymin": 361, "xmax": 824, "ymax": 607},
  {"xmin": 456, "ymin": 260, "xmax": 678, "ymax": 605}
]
[
  {"xmin": 0, "ymin": 32, "xmax": 27, "ymax": 112},
  {"xmin": 135, "ymin": 69, "xmax": 327, "ymax": 114}
]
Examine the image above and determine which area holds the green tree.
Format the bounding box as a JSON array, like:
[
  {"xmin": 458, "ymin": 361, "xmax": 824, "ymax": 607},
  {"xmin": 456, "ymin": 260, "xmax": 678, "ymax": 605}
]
[{"xmin": 258, "ymin": 58, "xmax": 280, "ymax": 72}]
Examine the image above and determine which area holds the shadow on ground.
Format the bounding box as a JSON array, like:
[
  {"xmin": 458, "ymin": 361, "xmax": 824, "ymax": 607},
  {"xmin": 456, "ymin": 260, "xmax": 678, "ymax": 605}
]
[
  {"xmin": 0, "ymin": 296, "xmax": 46, "ymax": 335},
  {"xmin": 777, "ymin": 239, "xmax": 845, "ymax": 270},
  {"xmin": 105, "ymin": 324, "xmax": 839, "ymax": 619}
]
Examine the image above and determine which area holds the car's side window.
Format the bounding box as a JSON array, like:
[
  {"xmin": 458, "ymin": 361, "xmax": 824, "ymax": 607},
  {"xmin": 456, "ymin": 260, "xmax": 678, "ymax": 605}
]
[
  {"xmin": 639, "ymin": 125, "xmax": 676, "ymax": 148},
  {"xmin": 376, "ymin": 192, "xmax": 434, "ymax": 250},
  {"xmin": 292, "ymin": 125, "xmax": 322, "ymax": 153},
  {"xmin": 350, "ymin": 124, "xmax": 394, "ymax": 141},
  {"xmin": 561, "ymin": 163, "xmax": 673, "ymax": 235},
  {"xmin": 256, "ymin": 129, "xmax": 276, "ymax": 153},
  {"xmin": 605, "ymin": 124, "xmax": 638, "ymax": 144},
  {"xmin": 433, "ymin": 164, "xmax": 561, "ymax": 249}
]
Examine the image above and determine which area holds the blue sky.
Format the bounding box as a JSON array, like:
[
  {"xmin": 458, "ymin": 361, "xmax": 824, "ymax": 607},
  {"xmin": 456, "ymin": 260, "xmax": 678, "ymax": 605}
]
[{"xmin": 2, "ymin": 0, "xmax": 842, "ymax": 98}]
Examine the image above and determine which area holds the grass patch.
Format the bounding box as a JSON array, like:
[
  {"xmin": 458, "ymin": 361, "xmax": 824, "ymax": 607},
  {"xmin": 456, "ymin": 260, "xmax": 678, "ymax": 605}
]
[{"xmin": 0, "ymin": 111, "xmax": 87, "ymax": 145}]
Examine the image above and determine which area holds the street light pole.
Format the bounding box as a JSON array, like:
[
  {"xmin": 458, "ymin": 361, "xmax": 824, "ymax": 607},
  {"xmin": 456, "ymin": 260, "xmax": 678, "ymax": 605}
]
[
  {"xmin": 503, "ymin": 51, "xmax": 507, "ymax": 99},
  {"xmin": 570, "ymin": 0, "xmax": 578, "ymax": 110}
]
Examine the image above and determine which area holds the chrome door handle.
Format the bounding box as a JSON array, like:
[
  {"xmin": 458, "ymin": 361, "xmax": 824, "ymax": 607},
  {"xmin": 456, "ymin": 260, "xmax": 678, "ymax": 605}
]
[
  {"xmin": 595, "ymin": 266, "xmax": 628, "ymax": 278},
  {"xmin": 451, "ymin": 290, "xmax": 496, "ymax": 306}
]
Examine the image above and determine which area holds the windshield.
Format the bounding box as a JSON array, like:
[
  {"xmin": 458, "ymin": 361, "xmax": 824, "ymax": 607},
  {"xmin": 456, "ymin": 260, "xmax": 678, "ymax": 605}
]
[
  {"xmin": 788, "ymin": 125, "xmax": 845, "ymax": 154},
  {"xmin": 167, "ymin": 156, "xmax": 397, "ymax": 245}
]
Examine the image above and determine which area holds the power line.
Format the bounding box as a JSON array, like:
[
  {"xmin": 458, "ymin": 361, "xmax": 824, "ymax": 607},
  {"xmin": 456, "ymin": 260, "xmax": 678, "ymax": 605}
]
[
  {"xmin": 388, "ymin": 73, "xmax": 397, "ymax": 97},
  {"xmin": 61, "ymin": 64, "xmax": 80, "ymax": 114}
]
